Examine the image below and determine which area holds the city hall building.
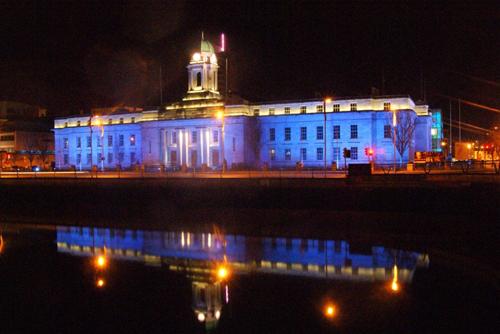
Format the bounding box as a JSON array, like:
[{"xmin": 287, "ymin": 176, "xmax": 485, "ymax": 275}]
[{"xmin": 54, "ymin": 37, "xmax": 435, "ymax": 170}]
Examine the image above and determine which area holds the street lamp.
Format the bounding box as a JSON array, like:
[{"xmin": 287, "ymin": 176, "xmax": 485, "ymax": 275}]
[
  {"xmin": 215, "ymin": 110, "xmax": 225, "ymax": 172},
  {"xmin": 323, "ymin": 98, "xmax": 332, "ymax": 175}
]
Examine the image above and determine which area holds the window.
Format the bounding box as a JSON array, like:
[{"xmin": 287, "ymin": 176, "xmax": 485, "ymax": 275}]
[
  {"xmin": 131, "ymin": 117, "xmax": 135, "ymax": 123},
  {"xmin": 351, "ymin": 147, "xmax": 358, "ymax": 160},
  {"xmin": 172, "ymin": 132, "xmax": 177, "ymax": 144},
  {"xmin": 317, "ymin": 147, "xmax": 324, "ymax": 160},
  {"xmin": 87, "ymin": 136, "xmax": 92, "ymax": 148},
  {"xmin": 0, "ymin": 135, "xmax": 14, "ymax": 141},
  {"xmin": 149, "ymin": 141, "xmax": 152, "ymax": 154},
  {"xmin": 96, "ymin": 136, "xmax": 101, "ymax": 147},
  {"xmin": 63, "ymin": 154, "xmax": 69, "ymax": 164},
  {"xmin": 118, "ymin": 152, "xmax": 124, "ymax": 163},
  {"xmin": 87, "ymin": 120, "xmax": 91, "ymax": 126},
  {"xmin": 285, "ymin": 149, "xmax": 291, "ymax": 160},
  {"xmin": 350, "ymin": 103, "xmax": 357, "ymax": 111},
  {"xmin": 350, "ymin": 125, "xmax": 358, "ymax": 139},
  {"xmin": 108, "ymin": 153, "xmax": 113, "ymax": 164},
  {"xmin": 253, "ymin": 109, "xmax": 260, "ymax": 116},
  {"xmin": 108, "ymin": 119, "xmax": 112, "ymax": 125},
  {"xmin": 63, "ymin": 138, "xmax": 68, "ymax": 149},
  {"xmin": 269, "ymin": 108, "xmax": 275, "ymax": 115},
  {"xmin": 333, "ymin": 147, "xmax": 341, "ymax": 161},
  {"xmin": 269, "ymin": 149, "xmax": 276, "ymax": 160},
  {"xmin": 284, "ymin": 107, "xmax": 291, "ymax": 114},
  {"xmin": 119, "ymin": 135, "xmax": 124, "ymax": 146},
  {"xmin": 269, "ymin": 128, "xmax": 275, "ymax": 141},
  {"xmin": 86, "ymin": 153, "xmax": 92, "ymax": 164},
  {"xmin": 130, "ymin": 134, "xmax": 135, "ymax": 146},
  {"xmin": 300, "ymin": 127, "xmax": 307, "ymax": 140},
  {"xmin": 300, "ymin": 148, "xmax": 307, "ymax": 160},
  {"xmin": 196, "ymin": 72, "xmax": 202, "ymax": 87},
  {"xmin": 232, "ymin": 137, "xmax": 236, "ymax": 152},
  {"xmin": 213, "ymin": 130, "xmax": 219, "ymax": 143},
  {"xmin": 75, "ymin": 137, "xmax": 81, "ymax": 148},
  {"xmin": 316, "ymin": 105, "xmax": 323, "ymax": 113},
  {"xmin": 64, "ymin": 122, "xmax": 68, "ymax": 128},
  {"xmin": 97, "ymin": 153, "xmax": 102, "ymax": 163},
  {"xmin": 300, "ymin": 106, "xmax": 307, "ymax": 114},
  {"xmin": 384, "ymin": 102, "xmax": 391, "ymax": 111},
  {"xmin": 384, "ymin": 125, "xmax": 392, "ymax": 138},
  {"xmin": 284, "ymin": 127, "xmax": 291, "ymax": 141},
  {"xmin": 212, "ymin": 150, "xmax": 219, "ymax": 165},
  {"xmin": 119, "ymin": 118, "xmax": 124, "ymax": 124},
  {"xmin": 170, "ymin": 151, "xmax": 177, "ymax": 163},
  {"xmin": 333, "ymin": 104, "xmax": 340, "ymax": 112},
  {"xmin": 76, "ymin": 154, "xmax": 81, "ymax": 165},
  {"xmin": 316, "ymin": 126, "xmax": 323, "ymax": 140},
  {"xmin": 192, "ymin": 131, "xmax": 197, "ymax": 143},
  {"xmin": 77, "ymin": 121, "xmax": 81, "ymax": 127},
  {"xmin": 108, "ymin": 135, "xmax": 113, "ymax": 147},
  {"xmin": 333, "ymin": 125, "xmax": 340, "ymax": 139},
  {"xmin": 130, "ymin": 152, "xmax": 136, "ymax": 163}
]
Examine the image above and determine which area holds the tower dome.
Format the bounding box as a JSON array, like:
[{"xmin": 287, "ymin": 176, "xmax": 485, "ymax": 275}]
[{"xmin": 201, "ymin": 39, "xmax": 215, "ymax": 54}]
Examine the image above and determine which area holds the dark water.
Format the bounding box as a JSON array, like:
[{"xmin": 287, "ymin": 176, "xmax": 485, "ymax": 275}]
[{"xmin": 0, "ymin": 224, "xmax": 497, "ymax": 333}]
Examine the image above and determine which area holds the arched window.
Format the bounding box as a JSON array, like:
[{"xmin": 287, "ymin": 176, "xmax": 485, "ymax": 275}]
[{"xmin": 196, "ymin": 72, "xmax": 202, "ymax": 87}]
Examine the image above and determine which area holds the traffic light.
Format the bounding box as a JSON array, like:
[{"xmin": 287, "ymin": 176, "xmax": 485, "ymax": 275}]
[
  {"xmin": 343, "ymin": 148, "xmax": 351, "ymax": 158},
  {"xmin": 364, "ymin": 148, "xmax": 374, "ymax": 157}
]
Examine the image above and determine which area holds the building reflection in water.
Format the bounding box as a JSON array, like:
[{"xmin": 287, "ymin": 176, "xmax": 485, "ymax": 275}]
[{"xmin": 56, "ymin": 226, "xmax": 429, "ymax": 330}]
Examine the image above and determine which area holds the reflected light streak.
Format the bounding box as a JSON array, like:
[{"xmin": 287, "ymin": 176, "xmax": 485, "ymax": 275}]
[
  {"xmin": 390, "ymin": 264, "xmax": 400, "ymax": 292},
  {"xmin": 0, "ymin": 235, "xmax": 4, "ymax": 254},
  {"xmin": 324, "ymin": 303, "xmax": 337, "ymax": 319},
  {"xmin": 96, "ymin": 278, "xmax": 105, "ymax": 288},
  {"xmin": 225, "ymin": 284, "xmax": 229, "ymax": 304},
  {"xmin": 95, "ymin": 255, "xmax": 107, "ymax": 269}
]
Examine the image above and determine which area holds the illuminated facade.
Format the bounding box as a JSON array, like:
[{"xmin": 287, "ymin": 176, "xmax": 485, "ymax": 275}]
[
  {"xmin": 53, "ymin": 37, "xmax": 434, "ymax": 170},
  {"xmin": 57, "ymin": 226, "xmax": 429, "ymax": 329}
]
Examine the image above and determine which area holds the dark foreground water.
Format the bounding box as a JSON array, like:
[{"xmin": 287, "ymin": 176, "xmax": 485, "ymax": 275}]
[{"xmin": 0, "ymin": 223, "xmax": 498, "ymax": 333}]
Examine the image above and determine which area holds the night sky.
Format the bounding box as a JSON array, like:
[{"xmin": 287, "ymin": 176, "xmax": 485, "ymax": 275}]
[{"xmin": 0, "ymin": 1, "xmax": 498, "ymax": 135}]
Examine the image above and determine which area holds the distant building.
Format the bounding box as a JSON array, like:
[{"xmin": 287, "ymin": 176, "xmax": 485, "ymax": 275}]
[
  {"xmin": 54, "ymin": 36, "xmax": 434, "ymax": 170},
  {"xmin": 0, "ymin": 101, "xmax": 53, "ymax": 170}
]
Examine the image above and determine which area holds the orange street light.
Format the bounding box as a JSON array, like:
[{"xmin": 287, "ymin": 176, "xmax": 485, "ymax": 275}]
[
  {"xmin": 216, "ymin": 265, "xmax": 230, "ymax": 280},
  {"xmin": 323, "ymin": 303, "xmax": 337, "ymax": 319},
  {"xmin": 215, "ymin": 110, "xmax": 224, "ymax": 120},
  {"xmin": 96, "ymin": 278, "xmax": 105, "ymax": 288},
  {"xmin": 95, "ymin": 255, "xmax": 107, "ymax": 269}
]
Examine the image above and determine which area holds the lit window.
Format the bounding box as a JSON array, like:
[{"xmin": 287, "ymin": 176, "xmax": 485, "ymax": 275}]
[
  {"xmin": 284, "ymin": 127, "xmax": 291, "ymax": 141},
  {"xmin": 284, "ymin": 107, "xmax": 291, "ymax": 114},
  {"xmin": 119, "ymin": 118, "xmax": 124, "ymax": 124},
  {"xmin": 316, "ymin": 126, "xmax": 323, "ymax": 140},
  {"xmin": 351, "ymin": 147, "xmax": 358, "ymax": 160},
  {"xmin": 384, "ymin": 125, "xmax": 391, "ymax": 138},
  {"xmin": 350, "ymin": 125, "xmax": 358, "ymax": 139},
  {"xmin": 192, "ymin": 131, "xmax": 197, "ymax": 143},
  {"xmin": 77, "ymin": 121, "xmax": 81, "ymax": 127},
  {"xmin": 316, "ymin": 147, "xmax": 323, "ymax": 160},
  {"xmin": 316, "ymin": 105, "xmax": 323, "ymax": 113},
  {"xmin": 333, "ymin": 147, "xmax": 341, "ymax": 160},
  {"xmin": 285, "ymin": 149, "xmax": 291, "ymax": 160},
  {"xmin": 130, "ymin": 134, "xmax": 136, "ymax": 146},
  {"xmin": 350, "ymin": 103, "xmax": 357, "ymax": 111},
  {"xmin": 270, "ymin": 148, "xmax": 276, "ymax": 160},
  {"xmin": 269, "ymin": 128, "xmax": 275, "ymax": 141},
  {"xmin": 300, "ymin": 148, "xmax": 307, "ymax": 160},
  {"xmin": 131, "ymin": 117, "xmax": 135, "ymax": 123},
  {"xmin": 333, "ymin": 125, "xmax": 340, "ymax": 139},
  {"xmin": 269, "ymin": 108, "xmax": 275, "ymax": 115},
  {"xmin": 253, "ymin": 109, "xmax": 260, "ymax": 116},
  {"xmin": 300, "ymin": 127, "xmax": 307, "ymax": 140},
  {"xmin": 300, "ymin": 106, "xmax": 307, "ymax": 114},
  {"xmin": 333, "ymin": 104, "xmax": 340, "ymax": 112},
  {"xmin": 384, "ymin": 102, "xmax": 391, "ymax": 111}
]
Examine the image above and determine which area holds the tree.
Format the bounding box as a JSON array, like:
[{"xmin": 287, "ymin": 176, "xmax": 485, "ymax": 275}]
[
  {"xmin": 39, "ymin": 139, "xmax": 52, "ymax": 170},
  {"xmin": 390, "ymin": 111, "xmax": 416, "ymax": 165}
]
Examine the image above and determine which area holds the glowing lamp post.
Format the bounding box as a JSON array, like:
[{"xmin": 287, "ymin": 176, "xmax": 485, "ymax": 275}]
[
  {"xmin": 323, "ymin": 302, "xmax": 337, "ymax": 319},
  {"xmin": 215, "ymin": 110, "xmax": 226, "ymax": 172}
]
